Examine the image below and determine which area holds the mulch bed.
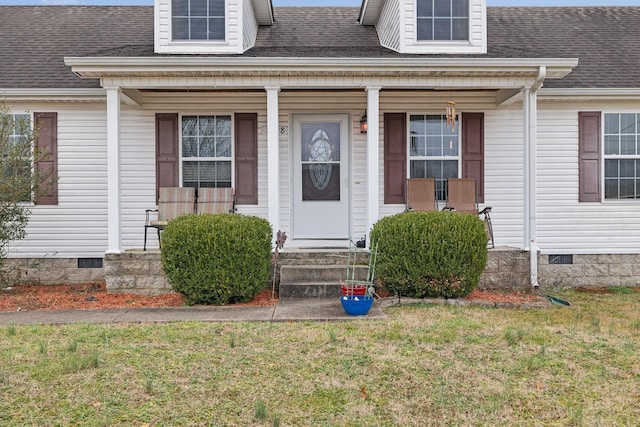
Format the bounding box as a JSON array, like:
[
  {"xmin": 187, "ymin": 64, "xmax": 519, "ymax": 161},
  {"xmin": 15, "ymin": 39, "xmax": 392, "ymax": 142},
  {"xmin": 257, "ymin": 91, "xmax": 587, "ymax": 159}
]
[{"xmin": 0, "ymin": 282, "xmax": 541, "ymax": 312}]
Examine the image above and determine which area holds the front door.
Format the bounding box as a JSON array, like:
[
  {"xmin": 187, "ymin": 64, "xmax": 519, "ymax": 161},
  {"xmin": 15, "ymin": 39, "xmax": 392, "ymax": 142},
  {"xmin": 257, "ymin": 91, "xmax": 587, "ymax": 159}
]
[{"xmin": 292, "ymin": 114, "xmax": 350, "ymax": 241}]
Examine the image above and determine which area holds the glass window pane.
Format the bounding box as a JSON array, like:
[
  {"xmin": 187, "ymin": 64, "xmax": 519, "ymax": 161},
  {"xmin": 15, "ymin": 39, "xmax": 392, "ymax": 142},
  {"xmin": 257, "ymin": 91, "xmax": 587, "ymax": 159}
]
[
  {"xmin": 621, "ymin": 135, "xmax": 636, "ymax": 155},
  {"xmin": 620, "ymin": 179, "xmax": 634, "ymax": 198},
  {"xmin": 410, "ymin": 115, "xmax": 425, "ymax": 134},
  {"xmin": 620, "ymin": 114, "xmax": 636, "ymax": 134},
  {"xmin": 199, "ymin": 116, "xmax": 215, "ymax": 135},
  {"xmin": 425, "ymin": 160, "xmax": 442, "ymax": 178},
  {"xmin": 452, "ymin": 0, "xmax": 468, "ymax": 17},
  {"xmin": 410, "ymin": 136, "xmax": 426, "ymax": 156},
  {"xmin": 190, "ymin": 18, "xmax": 208, "ymax": 39},
  {"xmin": 190, "ymin": 0, "xmax": 208, "ymax": 16},
  {"xmin": 172, "ymin": 0, "xmax": 188, "ymax": 16},
  {"xmin": 417, "ymin": 0, "xmax": 433, "ymax": 17},
  {"xmin": 182, "ymin": 116, "xmax": 197, "ymax": 136},
  {"xmin": 216, "ymin": 137, "xmax": 232, "ymax": 157},
  {"xmin": 410, "ymin": 160, "xmax": 426, "ymax": 178},
  {"xmin": 434, "ymin": 18, "xmax": 451, "ymax": 40},
  {"xmin": 209, "ymin": 0, "xmax": 225, "ymax": 16},
  {"xmin": 604, "ymin": 135, "xmax": 619, "ymax": 155},
  {"xmin": 604, "ymin": 179, "xmax": 619, "ymax": 199},
  {"xmin": 442, "ymin": 160, "xmax": 457, "ymax": 178},
  {"xmin": 426, "ymin": 136, "xmax": 442, "ymax": 156},
  {"xmin": 452, "ymin": 18, "xmax": 468, "ymax": 40},
  {"xmin": 604, "ymin": 114, "xmax": 619, "ymax": 134},
  {"xmin": 416, "ymin": 19, "xmax": 433, "ymax": 41},
  {"xmin": 604, "ymin": 159, "xmax": 618, "ymax": 178},
  {"xmin": 620, "ymin": 159, "xmax": 635, "ymax": 178},
  {"xmin": 200, "ymin": 137, "xmax": 215, "ymax": 157},
  {"xmin": 434, "ymin": 0, "xmax": 450, "ymax": 17},
  {"xmin": 216, "ymin": 116, "xmax": 232, "ymax": 136},
  {"xmin": 425, "ymin": 115, "xmax": 442, "ymax": 135},
  {"xmin": 172, "ymin": 17, "xmax": 189, "ymax": 39},
  {"xmin": 209, "ymin": 18, "xmax": 225, "ymax": 40},
  {"xmin": 182, "ymin": 137, "xmax": 198, "ymax": 157},
  {"xmin": 302, "ymin": 164, "xmax": 340, "ymax": 201},
  {"xmin": 443, "ymin": 137, "xmax": 457, "ymax": 156}
]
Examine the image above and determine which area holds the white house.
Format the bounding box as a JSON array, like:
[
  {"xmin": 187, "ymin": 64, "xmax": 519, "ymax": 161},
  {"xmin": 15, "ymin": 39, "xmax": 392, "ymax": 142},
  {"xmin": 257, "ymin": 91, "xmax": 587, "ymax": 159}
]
[{"xmin": 2, "ymin": 1, "xmax": 639, "ymax": 290}]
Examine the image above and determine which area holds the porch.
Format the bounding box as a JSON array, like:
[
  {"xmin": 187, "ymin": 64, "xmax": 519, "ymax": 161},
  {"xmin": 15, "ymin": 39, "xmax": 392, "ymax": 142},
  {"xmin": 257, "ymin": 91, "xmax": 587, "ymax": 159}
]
[{"xmin": 103, "ymin": 247, "xmax": 531, "ymax": 297}]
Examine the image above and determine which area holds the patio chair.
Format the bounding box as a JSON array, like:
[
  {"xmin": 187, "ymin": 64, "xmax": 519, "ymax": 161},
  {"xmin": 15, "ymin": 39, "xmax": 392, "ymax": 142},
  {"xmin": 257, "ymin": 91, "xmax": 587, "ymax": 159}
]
[
  {"xmin": 196, "ymin": 187, "xmax": 236, "ymax": 214},
  {"xmin": 443, "ymin": 178, "xmax": 494, "ymax": 248},
  {"xmin": 406, "ymin": 178, "xmax": 437, "ymax": 211},
  {"xmin": 144, "ymin": 187, "xmax": 195, "ymax": 251}
]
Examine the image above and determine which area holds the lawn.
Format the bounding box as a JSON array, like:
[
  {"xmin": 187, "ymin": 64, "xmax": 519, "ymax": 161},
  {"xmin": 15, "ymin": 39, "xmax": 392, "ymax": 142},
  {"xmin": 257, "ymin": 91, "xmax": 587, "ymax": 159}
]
[{"xmin": 1, "ymin": 290, "xmax": 639, "ymax": 426}]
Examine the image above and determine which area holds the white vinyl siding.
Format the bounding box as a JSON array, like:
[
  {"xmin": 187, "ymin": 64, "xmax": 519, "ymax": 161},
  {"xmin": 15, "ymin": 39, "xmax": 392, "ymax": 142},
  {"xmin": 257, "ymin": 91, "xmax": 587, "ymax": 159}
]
[
  {"xmin": 536, "ymin": 102, "xmax": 640, "ymax": 254},
  {"xmin": 8, "ymin": 103, "xmax": 108, "ymax": 258},
  {"xmin": 242, "ymin": 0, "xmax": 258, "ymax": 51},
  {"xmin": 376, "ymin": 0, "xmax": 402, "ymax": 52},
  {"xmin": 401, "ymin": 0, "xmax": 486, "ymax": 54},
  {"xmin": 133, "ymin": 92, "xmax": 268, "ymax": 249},
  {"xmin": 155, "ymin": 0, "xmax": 244, "ymax": 54}
]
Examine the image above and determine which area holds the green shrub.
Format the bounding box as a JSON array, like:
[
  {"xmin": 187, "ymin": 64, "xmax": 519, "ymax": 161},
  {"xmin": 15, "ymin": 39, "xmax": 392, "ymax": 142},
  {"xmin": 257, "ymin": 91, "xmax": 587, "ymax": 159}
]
[
  {"xmin": 161, "ymin": 214, "xmax": 272, "ymax": 305},
  {"xmin": 370, "ymin": 210, "xmax": 488, "ymax": 299}
]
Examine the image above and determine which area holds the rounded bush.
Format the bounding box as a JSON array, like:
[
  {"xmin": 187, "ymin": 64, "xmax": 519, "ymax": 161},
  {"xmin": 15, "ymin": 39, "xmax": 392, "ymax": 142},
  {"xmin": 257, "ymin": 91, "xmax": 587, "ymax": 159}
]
[
  {"xmin": 161, "ymin": 214, "xmax": 273, "ymax": 305},
  {"xmin": 370, "ymin": 210, "xmax": 488, "ymax": 299}
]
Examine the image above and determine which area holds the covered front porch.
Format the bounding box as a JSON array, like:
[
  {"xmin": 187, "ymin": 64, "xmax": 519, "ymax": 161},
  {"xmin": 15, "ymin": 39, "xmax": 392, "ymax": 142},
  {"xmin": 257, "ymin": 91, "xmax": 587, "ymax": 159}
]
[{"xmin": 65, "ymin": 56, "xmax": 578, "ymax": 288}]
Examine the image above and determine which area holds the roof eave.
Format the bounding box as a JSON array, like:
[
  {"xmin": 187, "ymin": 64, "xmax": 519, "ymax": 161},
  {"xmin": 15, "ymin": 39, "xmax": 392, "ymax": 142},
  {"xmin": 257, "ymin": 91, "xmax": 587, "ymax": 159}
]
[{"xmin": 64, "ymin": 56, "xmax": 579, "ymax": 79}]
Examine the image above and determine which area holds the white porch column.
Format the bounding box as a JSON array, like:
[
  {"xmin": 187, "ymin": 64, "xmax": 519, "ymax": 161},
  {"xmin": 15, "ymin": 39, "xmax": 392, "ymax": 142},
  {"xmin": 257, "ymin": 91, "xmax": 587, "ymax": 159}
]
[
  {"xmin": 366, "ymin": 86, "xmax": 381, "ymax": 245},
  {"xmin": 265, "ymin": 85, "xmax": 281, "ymax": 242},
  {"xmin": 105, "ymin": 86, "xmax": 122, "ymax": 254}
]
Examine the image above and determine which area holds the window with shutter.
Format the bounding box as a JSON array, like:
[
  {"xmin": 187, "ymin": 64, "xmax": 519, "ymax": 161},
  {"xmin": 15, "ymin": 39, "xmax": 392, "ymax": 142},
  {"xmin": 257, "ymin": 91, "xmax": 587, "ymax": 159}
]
[{"xmin": 397, "ymin": 112, "xmax": 484, "ymax": 204}]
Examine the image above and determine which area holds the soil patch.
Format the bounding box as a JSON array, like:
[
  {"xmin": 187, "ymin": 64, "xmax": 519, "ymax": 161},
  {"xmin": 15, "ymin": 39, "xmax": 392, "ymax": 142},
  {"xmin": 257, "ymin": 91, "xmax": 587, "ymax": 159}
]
[
  {"xmin": 0, "ymin": 283, "xmax": 277, "ymax": 312},
  {"xmin": 0, "ymin": 283, "xmax": 539, "ymax": 312}
]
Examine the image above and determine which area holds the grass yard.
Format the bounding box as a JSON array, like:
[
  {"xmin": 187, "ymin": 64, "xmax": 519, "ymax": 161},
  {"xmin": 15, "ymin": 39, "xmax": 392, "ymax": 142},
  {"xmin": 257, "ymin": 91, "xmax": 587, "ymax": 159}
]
[{"xmin": 1, "ymin": 289, "xmax": 639, "ymax": 426}]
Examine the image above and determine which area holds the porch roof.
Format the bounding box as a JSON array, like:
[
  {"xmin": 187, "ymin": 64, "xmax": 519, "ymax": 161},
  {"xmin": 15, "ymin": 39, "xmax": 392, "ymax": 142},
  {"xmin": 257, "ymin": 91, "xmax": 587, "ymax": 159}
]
[{"xmin": 1, "ymin": 6, "xmax": 639, "ymax": 91}]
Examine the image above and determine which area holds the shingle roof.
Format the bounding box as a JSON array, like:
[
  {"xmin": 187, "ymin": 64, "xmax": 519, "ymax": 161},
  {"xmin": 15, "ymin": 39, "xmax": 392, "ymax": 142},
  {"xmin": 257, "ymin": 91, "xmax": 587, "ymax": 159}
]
[{"xmin": 1, "ymin": 5, "xmax": 639, "ymax": 89}]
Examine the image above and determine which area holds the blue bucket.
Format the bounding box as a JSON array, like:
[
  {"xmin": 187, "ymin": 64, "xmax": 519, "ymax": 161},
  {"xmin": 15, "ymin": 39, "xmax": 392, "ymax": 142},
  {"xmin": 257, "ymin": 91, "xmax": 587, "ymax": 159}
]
[{"xmin": 340, "ymin": 295, "xmax": 374, "ymax": 316}]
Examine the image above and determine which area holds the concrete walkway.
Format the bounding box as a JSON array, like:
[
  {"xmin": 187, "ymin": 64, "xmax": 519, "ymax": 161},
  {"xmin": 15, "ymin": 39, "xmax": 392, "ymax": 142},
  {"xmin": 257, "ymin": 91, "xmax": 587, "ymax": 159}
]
[{"xmin": 0, "ymin": 298, "xmax": 386, "ymax": 325}]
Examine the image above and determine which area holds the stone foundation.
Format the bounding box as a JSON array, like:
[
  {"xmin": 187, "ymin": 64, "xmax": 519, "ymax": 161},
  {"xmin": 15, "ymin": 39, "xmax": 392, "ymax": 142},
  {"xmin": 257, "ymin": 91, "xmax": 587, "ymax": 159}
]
[
  {"xmin": 480, "ymin": 247, "xmax": 530, "ymax": 291},
  {"xmin": 538, "ymin": 253, "xmax": 640, "ymax": 288},
  {"xmin": 7, "ymin": 249, "xmax": 639, "ymax": 296},
  {"xmin": 1, "ymin": 258, "xmax": 105, "ymax": 285},
  {"xmin": 104, "ymin": 251, "xmax": 171, "ymax": 296}
]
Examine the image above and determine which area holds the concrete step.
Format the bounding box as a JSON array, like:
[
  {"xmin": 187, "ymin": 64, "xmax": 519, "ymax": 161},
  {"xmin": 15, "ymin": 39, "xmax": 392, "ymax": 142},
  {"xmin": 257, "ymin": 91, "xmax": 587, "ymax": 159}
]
[
  {"xmin": 279, "ymin": 282, "xmax": 343, "ymax": 299},
  {"xmin": 279, "ymin": 264, "xmax": 373, "ymax": 299}
]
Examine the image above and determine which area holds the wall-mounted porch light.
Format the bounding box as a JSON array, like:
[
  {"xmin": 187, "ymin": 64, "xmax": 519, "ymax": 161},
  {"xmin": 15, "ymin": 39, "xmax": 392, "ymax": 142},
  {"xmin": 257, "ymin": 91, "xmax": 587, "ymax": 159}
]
[{"xmin": 360, "ymin": 110, "xmax": 368, "ymax": 134}]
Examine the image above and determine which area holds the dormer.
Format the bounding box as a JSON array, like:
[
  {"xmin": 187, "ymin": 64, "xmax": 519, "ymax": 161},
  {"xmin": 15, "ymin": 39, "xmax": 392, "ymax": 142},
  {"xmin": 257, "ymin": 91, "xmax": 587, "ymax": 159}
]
[
  {"xmin": 360, "ymin": 0, "xmax": 487, "ymax": 55},
  {"xmin": 154, "ymin": 0, "xmax": 274, "ymax": 54}
]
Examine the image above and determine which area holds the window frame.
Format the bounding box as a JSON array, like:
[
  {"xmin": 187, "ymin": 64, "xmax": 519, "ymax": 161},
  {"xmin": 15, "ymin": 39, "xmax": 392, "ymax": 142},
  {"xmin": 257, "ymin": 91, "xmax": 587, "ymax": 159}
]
[
  {"xmin": 3, "ymin": 112, "xmax": 36, "ymax": 205},
  {"xmin": 602, "ymin": 112, "xmax": 640, "ymax": 201},
  {"xmin": 170, "ymin": 0, "xmax": 227, "ymax": 43},
  {"xmin": 178, "ymin": 113, "xmax": 234, "ymax": 190},
  {"xmin": 415, "ymin": 0, "xmax": 470, "ymax": 43},
  {"xmin": 407, "ymin": 113, "xmax": 461, "ymax": 201}
]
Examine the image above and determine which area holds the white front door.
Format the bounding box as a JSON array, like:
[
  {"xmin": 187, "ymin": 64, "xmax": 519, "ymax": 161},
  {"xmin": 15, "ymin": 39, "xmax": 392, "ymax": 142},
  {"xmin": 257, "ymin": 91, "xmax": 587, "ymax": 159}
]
[{"xmin": 292, "ymin": 114, "xmax": 350, "ymax": 241}]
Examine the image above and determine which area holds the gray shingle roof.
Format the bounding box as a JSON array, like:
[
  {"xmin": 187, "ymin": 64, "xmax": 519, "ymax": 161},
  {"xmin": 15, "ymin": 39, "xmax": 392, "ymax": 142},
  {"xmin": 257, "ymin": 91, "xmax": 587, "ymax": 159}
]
[{"xmin": 1, "ymin": 5, "xmax": 639, "ymax": 89}]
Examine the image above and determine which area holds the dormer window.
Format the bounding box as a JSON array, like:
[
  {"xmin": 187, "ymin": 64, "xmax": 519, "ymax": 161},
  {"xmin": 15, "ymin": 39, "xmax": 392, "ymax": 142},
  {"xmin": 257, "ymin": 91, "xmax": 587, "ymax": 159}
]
[
  {"xmin": 417, "ymin": 0, "xmax": 469, "ymax": 41},
  {"xmin": 172, "ymin": 0, "xmax": 225, "ymax": 41}
]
